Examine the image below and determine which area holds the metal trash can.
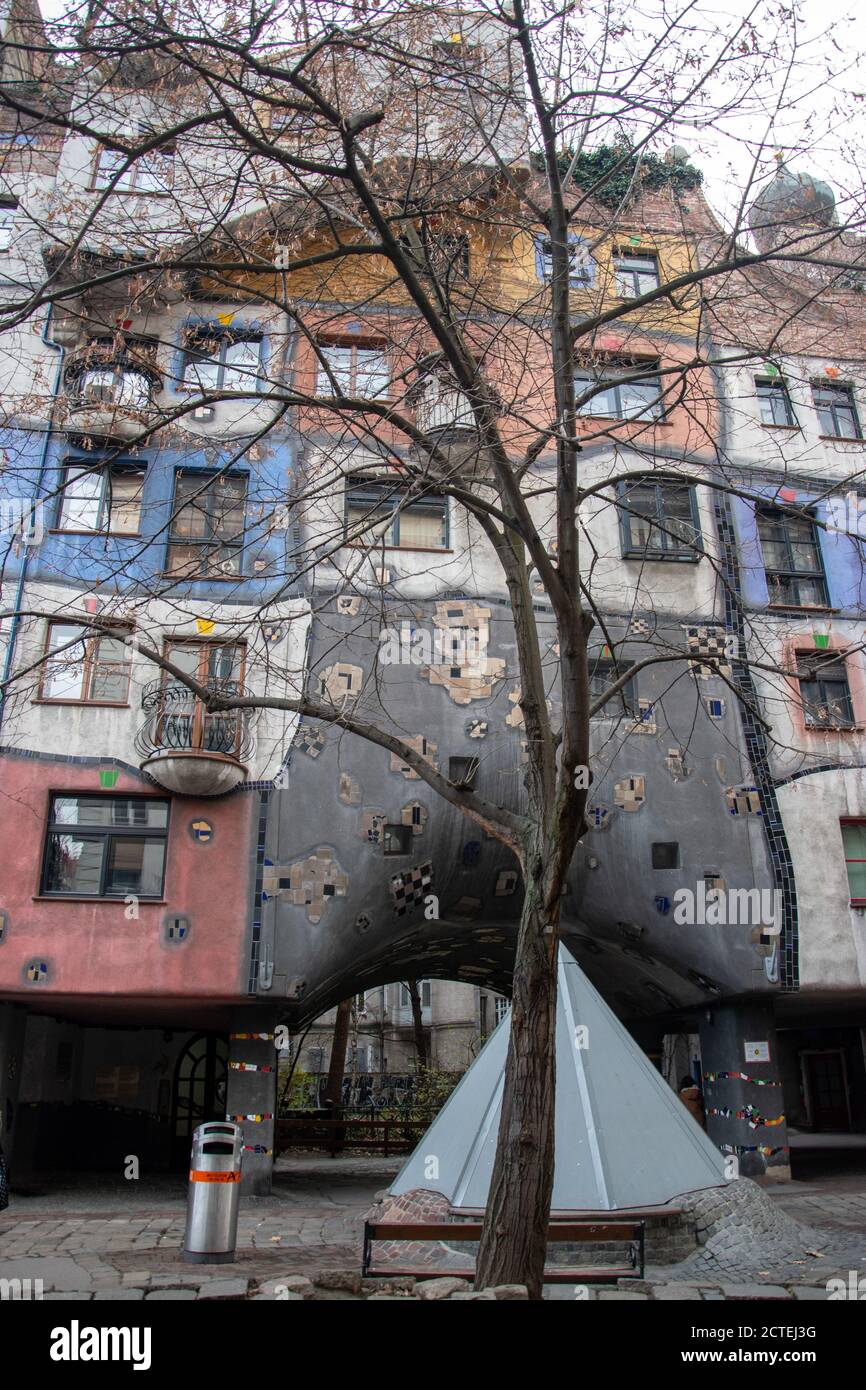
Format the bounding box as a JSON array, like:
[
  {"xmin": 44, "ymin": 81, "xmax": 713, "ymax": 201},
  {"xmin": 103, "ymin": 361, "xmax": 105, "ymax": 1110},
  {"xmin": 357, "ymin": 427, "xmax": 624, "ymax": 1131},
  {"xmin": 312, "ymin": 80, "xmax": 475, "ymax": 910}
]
[{"xmin": 183, "ymin": 1121, "xmax": 243, "ymax": 1264}]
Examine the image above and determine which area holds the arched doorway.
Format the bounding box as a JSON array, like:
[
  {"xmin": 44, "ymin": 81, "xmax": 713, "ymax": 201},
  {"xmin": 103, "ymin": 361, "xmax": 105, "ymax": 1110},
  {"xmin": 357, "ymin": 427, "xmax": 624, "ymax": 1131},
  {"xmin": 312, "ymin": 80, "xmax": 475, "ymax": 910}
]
[{"xmin": 171, "ymin": 1033, "xmax": 228, "ymax": 1166}]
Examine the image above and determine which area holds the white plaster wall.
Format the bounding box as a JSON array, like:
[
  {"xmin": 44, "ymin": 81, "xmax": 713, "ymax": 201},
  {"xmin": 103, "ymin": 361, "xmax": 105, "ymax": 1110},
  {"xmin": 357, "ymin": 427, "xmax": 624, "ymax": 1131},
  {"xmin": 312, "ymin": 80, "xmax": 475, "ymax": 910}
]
[
  {"xmin": 3, "ymin": 579, "xmax": 310, "ymax": 782},
  {"xmin": 744, "ymin": 614, "xmax": 866, "ymax": 782},
  {"xmin": 720, "ymin": 354, "xmax": 866, "ymax": 483},
  {"xmin": 777, "ymin": 768, "xmax": 866, "ymax": 991},
  {"xmin": 303, "ymin": 442, "xmax": 725, "ymax": 617}
]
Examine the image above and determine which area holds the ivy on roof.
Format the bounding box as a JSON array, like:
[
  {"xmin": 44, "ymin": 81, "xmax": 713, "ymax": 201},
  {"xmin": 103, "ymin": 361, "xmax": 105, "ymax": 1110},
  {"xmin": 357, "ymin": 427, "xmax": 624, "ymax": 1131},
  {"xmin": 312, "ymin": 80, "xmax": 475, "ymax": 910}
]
[{"xmin": 532, "ymin": 143, "xmax": 703, "ymax": 209}]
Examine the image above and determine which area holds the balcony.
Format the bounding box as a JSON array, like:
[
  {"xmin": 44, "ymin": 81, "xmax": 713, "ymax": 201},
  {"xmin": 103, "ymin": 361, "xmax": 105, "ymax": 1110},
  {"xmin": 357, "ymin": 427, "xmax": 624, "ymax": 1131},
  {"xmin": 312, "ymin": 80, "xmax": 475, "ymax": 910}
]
[
  {"xmin": 64, "ymin": 351, "xmax": 161, "ymax": 442},
  {"xmin": 410, "ymin": 355, "xmax": 478, "ymax": 437},
  {"xmin": 136, "ymin": 678, "xmax": 254, "ymax": 797}
]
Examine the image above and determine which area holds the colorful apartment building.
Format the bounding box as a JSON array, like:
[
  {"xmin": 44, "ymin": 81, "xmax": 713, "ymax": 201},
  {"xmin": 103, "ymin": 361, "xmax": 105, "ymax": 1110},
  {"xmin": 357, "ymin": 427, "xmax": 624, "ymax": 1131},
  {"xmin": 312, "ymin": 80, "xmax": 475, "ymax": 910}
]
[{"xmin": 0, "ymin": 7, "xmax": 864, "ymax": 1196}]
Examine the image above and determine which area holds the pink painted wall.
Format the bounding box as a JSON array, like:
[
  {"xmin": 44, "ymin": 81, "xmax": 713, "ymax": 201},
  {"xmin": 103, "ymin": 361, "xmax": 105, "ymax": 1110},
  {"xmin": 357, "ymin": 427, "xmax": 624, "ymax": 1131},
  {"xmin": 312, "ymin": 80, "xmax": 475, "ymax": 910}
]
[{"xmin": 0, "ymin": 757, "xmax": 255, "ymax": 1008}]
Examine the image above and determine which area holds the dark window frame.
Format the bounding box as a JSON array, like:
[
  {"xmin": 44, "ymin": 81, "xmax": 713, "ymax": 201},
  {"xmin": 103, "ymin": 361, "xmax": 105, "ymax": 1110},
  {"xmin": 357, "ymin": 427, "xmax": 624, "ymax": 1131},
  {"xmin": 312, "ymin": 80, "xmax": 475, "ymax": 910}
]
[
  {"xmin": 180, "ymin": 328, "xmax": 264, "ymax": 394},
  {"xmin": 756, "ymin": 376, "xmax": 797, "ymax": 427},
  {"xmin": 617, "ymin": 477, "xmax": 703, "ymax": 561},
  {"xmin": 612, "ymin": 251, "xmax": 660, "ymax": 298},
  {"xmin": 166, "ymin": 470, "xmax": 248, "ymax": 579},
  {"xmin": 575, "ymin": 360, "xmax": 665, "ymax": 421},
  {"xmin": 811, "ymin": 382, "xmax": 862, "ymax": 440},
  {"xmin": 344, "ymin": 475, "xmax": 449, "ymax": 551},
  {"xmin": 55, "ymin": 458, "xmax": 147, "ymax": 536},
  {"xmin": 796, "ymin": 651, "xmax": 856, "ymax": 730},
  {"xmin": 756, "ymin": 506, "xmax": 829, "ymax": 609},
  {"xmin": 383, "ymin": 824, "xmax": 413, "ymax": 856},
  {"xmin": 589, "ymin": 658, "xmax": 638, "ymax": 718},
  {"xmin": 40, "ymin": 793, "xmax": 170, "ymax": 899}
]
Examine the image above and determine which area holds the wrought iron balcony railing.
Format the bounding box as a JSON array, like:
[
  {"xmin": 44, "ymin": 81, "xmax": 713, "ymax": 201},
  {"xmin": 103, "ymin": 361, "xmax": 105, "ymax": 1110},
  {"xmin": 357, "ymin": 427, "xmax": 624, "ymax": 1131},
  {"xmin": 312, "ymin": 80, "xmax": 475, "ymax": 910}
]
[{"xmin": 135, "ymin": 678, "xmax": 255, "ymax": 764}]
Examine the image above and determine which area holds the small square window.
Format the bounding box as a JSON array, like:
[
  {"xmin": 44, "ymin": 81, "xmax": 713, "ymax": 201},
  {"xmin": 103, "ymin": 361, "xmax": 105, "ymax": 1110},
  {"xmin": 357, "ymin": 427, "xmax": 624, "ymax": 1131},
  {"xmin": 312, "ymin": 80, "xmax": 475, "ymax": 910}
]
[
  {"xmin": 589, "ymin": 659, "xmax": 637, "ymax": 717},
  {"xmin": 449, "ymin": 756, "xmax": 478, "ymax": 787},
  {"xmin": 796, "ymin": 652, "xmax": 855, "ymax": 730},
  {"xmin": 613, "ymin": 252, "xmax": 659, "ymax": 298},
  {"xmin": 651, "ymin": 842, "xmax": 679, "ymax": 869},
  {"xmin": 383, "ymin": 824, "xmax": 413, "ymax": 855}
]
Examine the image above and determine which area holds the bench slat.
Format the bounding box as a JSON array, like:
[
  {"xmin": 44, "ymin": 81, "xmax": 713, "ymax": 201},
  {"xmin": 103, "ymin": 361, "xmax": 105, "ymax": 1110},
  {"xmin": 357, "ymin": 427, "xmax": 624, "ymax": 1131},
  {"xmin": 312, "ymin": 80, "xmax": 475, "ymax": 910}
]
[
  {"xmin": 364, "ymin": 1266, "xmax": 637, "ymax": 1283},
  {"xmin": 365, "ymin": 1221, "xmax": 641, "ymax": 1242}
]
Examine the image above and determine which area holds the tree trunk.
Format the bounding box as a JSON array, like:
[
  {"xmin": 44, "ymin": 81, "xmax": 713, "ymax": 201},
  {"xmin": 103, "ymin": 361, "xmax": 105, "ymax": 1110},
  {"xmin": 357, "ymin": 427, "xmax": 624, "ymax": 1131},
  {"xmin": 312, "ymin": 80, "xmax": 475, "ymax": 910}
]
[
  {"xmin": 475, "ymin": 861, "xmax": 559, "ymax": 1299},
  {"xmin": 406, "ymin": 980, "xmax": 428, "ymax": 1070},
  {"xmin": 324, "ymin": 997, "xmax": 352, "ymax": 1108}
]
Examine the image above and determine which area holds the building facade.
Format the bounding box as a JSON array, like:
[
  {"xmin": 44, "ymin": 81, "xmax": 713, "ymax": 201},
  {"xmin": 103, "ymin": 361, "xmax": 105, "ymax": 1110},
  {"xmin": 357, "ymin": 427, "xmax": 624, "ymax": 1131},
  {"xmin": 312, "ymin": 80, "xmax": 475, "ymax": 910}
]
[{"xmin": 0, "ymin": 7, "xmax": 864, "ymax": 1196}]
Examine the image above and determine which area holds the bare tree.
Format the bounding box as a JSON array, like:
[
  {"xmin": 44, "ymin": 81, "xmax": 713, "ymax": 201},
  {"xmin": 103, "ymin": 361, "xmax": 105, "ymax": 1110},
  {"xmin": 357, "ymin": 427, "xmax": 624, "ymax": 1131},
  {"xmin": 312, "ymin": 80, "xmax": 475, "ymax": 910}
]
[{"xmin": 0, "ymin": 0, "xmax": 864, "ymax": 1296}]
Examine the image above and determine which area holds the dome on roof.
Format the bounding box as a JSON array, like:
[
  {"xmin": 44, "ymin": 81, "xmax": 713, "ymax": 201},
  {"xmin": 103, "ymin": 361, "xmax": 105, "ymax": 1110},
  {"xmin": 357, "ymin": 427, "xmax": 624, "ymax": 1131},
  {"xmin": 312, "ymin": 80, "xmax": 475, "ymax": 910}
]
[{"xmin": 749, "ymin": 164, "xmax": 836, "ymax": 251}]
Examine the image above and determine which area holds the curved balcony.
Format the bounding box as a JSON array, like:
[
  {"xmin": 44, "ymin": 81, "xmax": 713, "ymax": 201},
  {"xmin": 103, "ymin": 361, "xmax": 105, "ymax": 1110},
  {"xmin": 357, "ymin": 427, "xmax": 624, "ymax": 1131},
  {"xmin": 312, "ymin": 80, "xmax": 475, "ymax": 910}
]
[
  {"xmin": 136, "ymin": 678, "xmax": 254, "ymax": 797},
  {"xmin": 65, "ymin": 356, "xmax": 161, "ymax": 442},
  {"xmin": 411, "ymin": 369, "xmax": 477, "ymax": 435}
]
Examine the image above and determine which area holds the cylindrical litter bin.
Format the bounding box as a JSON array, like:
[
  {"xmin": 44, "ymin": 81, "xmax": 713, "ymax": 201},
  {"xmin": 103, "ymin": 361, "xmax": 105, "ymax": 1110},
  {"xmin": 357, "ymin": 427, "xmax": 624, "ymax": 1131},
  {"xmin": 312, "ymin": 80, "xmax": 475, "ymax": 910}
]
[{"xmin": 183, "ymin": 1121, "xmax": 243, "ymax": 1264}]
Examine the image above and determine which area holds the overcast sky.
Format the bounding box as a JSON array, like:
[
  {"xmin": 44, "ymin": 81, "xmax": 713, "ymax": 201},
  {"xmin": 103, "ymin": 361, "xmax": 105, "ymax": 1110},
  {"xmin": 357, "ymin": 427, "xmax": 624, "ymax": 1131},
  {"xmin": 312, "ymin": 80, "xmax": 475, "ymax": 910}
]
[{"xmin": 35, "ymin": 0, "xmax": 865, "ymax": 230}]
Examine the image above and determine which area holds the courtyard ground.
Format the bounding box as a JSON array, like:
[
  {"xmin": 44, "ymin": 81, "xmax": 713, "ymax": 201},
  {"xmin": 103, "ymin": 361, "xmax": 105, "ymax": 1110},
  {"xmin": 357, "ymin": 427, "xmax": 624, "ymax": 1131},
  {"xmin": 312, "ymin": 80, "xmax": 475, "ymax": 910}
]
[{"xmin": 1, "ymin": 1153, "xmax": 865, "ymax": 1301}]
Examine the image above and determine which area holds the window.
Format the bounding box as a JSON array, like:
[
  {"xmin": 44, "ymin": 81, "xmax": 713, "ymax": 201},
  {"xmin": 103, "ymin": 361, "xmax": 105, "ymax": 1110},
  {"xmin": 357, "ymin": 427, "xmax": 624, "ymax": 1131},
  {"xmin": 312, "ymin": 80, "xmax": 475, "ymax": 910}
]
[
  {"xmin": 812, "ymin": 383, "xmax": 862, "ymax": 440},
  {"xmin": 796, "ymin": 652, "xmax": 855, "ymax": 729},
  {"xmin": 535, "ymin": 234, "xmax": 594, "ymax": 288},
  {"xmin": 575, "ymin": 361, "xmax": 664, "ymax": 420},
  {"xmin": 400, "ymin": 981, "xmax": 432, "ymax": 1008},
  {"xmin": 316, "ymin": 341, "xmax": 389, "ymax": 398},
  {"xmin": 181, "ymin": 329, "xmax": 263, "ymax": 394},
  {"xmin": 93, "ymin": 139, "xmax": 175, "ymax": 194},
  {"xmin": 345, "ymin": 477, "xmax": 447, "ymax": 549},
  {"xmin": 40, "ymin": 623, "xmax": 131, "ymax": 703},
  {"xmin": 841, "ymin": 820, "xmax": 866, "ymax": 904},
  {"xmin": 652, "ymin": 842, "xmax": 679, "ymax": 869},
  {"xmin": 618, "ymin": 478, "xmax": 701, "ymax": 559},
  {"xmin": 494, "ymin": 995, "xmax": 509, "ymax": 1025},
  {"xmin": 383, "ymin": 824, "xmax": 412, "ymax": 856},
  {"xmin": 756, "ymin": 507, "xmax": 828, "ymax": 607},
  {"xmin": 0, "ymin": 199, "xmax": 18, "ymax": 252},
  {"xmin": 166, "ymin": 472, "xmax": 247, "ymax": 578},
  {"xmin": 589, "ymin": 658, "xmax": 637, "ymax": 717},
  {"xmin": 756, "ymin": 376, "xmax": 796, "ymax": 427},
  {"xmin": 613, "ymin": 252, "xmax": 659, "ymax": 298},
  {"xmin": 67, "ymin": 342, "xmax": 157, "ymax": 413},
  {"xmin": 42, "ymin": 794, "xmax": 168, "ymax": 898},
  {"xmin": 448, "ymin": 755, "xmax": 478, "ymax": 787},
  {"xmin": 159, "ymin": 641, "xmax": 246, "ymax": 754},
  {"xmin": 57, "ymin": 463, "xmax": 146, "ymax": 535}
]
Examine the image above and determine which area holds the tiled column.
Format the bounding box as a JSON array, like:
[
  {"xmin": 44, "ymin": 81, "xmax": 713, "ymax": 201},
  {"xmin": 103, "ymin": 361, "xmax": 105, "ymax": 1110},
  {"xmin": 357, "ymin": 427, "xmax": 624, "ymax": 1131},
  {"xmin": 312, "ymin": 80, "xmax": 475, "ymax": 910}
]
[
  {"xmin": 226, "ymin": 1016, "xmax": 278, "ymax": 1196},
  {"xmin": 699, "ymin": 1002, "xmax": 791, "ymax": 1181}
]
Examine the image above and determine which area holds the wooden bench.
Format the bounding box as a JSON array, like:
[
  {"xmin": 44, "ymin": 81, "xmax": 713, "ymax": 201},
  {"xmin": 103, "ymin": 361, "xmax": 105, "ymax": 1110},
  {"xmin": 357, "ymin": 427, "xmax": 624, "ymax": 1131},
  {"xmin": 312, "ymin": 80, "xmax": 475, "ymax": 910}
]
[{"xmin": 362, "ymin": 1218, "xmax": 645, "ymax": 1283}]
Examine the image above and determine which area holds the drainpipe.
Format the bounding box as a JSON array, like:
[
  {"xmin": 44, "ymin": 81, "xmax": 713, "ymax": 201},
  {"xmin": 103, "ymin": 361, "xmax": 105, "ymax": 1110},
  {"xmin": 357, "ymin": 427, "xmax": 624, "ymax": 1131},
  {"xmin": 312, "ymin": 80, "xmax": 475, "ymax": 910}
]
[{"xmin": 0, "ymin": 305, "xmax": 65, "ymax": 735}]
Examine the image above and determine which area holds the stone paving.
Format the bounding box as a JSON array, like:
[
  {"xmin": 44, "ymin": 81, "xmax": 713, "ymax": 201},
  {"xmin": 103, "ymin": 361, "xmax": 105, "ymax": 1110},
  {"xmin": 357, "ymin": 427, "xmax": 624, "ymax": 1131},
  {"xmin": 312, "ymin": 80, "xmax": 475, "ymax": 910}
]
[{"xmin": 0, "ymin": 1157, "xmax": 864, "ymax": 1301}]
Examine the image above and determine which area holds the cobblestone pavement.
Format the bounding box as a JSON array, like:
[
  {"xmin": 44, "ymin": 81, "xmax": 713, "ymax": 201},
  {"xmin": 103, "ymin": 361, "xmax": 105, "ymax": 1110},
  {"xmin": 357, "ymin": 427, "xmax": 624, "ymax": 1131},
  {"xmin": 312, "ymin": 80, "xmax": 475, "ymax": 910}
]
[{"xmin": 0, "ymin": 1158, "xmax": 864, "ymax": 1301}]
